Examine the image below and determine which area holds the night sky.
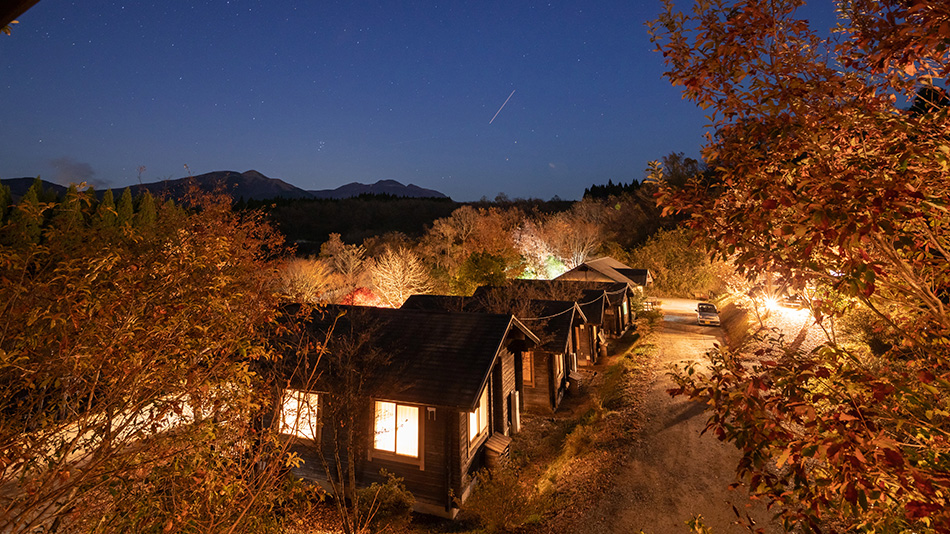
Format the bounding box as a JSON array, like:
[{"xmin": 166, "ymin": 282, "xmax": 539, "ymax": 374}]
[{"xmin": 1, "ymin": 1, "xmax": 832, "ymax": 201}]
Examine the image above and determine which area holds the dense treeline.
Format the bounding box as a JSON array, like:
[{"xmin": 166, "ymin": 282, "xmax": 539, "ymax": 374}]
[
  {"xmin": 583, "ymin": 179, "xmax": 641, "ymax": 199},
  {"xmin": 246, "ymin": 194, "xmax": 581, "ymax": 255}
]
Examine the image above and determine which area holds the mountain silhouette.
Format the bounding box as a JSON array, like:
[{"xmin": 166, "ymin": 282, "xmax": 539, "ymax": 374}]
[{"xmin": 2, "ymin": 171, "xmax": 449, "ymax": 201}]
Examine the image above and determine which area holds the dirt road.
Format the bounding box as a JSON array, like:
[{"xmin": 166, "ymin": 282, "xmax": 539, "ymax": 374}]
[{"xmin": 575, "ymin": 298, "xmax": 781, "ymax": 534}]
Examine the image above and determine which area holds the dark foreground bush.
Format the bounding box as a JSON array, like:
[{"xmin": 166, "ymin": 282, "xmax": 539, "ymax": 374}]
[
  {"xmin": 356, "ymin": 471, "xmax": 415, "ymax": 533},
  {"xmin": 463, "ymin": 467, "xmax": 543, "ymax": 533}
]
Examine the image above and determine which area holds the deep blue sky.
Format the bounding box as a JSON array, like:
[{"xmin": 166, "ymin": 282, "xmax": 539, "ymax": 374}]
[{"xmin": 0, "ymin": 1, "xmax": 829, "ymax": 201}]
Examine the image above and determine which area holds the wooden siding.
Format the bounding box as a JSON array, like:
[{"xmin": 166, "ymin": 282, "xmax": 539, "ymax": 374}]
[
  {"xmin": 575, "ymin": 323, "xmax": 594, "ymax": 363},
  {"xmin": 523, "ymin": 350, "xmax": 554, "ymax": 413}
]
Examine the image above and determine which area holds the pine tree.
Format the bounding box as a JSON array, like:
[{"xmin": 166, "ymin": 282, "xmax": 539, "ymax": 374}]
[
  {"xmin": 116, "ymin": 187, "xmax": 133, "ymax": 227},
  {"xmin": 0, "ymin": 183, "xmax": 11, "ymax": 224},
  {"xmin": 8, "ymin": 186, "xmax": 43, "ymax": 245},
  {"xmin": 134, "ymin": 191, "xmax": 157, "ymax": 228},
  {"xmin": 95, "ymin": 189, "xmax": 117, "ymax": 228},
  {"xmin": 50, "ymin": 185, "xmax": 84, "ymax": 234}
]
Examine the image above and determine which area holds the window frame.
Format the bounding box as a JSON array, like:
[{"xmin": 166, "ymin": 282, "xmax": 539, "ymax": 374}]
[
  {"xmin": 370, "ymin": 400, "xmax": 424, "ymax": 468},
  {"xmin": 279, "ymin": 389, "xmax": 321, "ymax": 443},
  {"xmin": 522, "ymin": 351, "xmax": 534, "ymax": 386},
  {"xmin": 468, "ymin": 384, "xmax": 490, "ymax": 446}
]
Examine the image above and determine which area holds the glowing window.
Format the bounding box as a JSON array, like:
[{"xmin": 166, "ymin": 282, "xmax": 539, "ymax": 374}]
[
  {"xmin": 280, "ymin": 390, "xmax": 320, "ymax": 441},
  {"xmin": 522, "ymin": 352, "xmax": 534, "ymax": 386},
  {"xmin": 374, "ymin": 401, "xmax": 419, "ymax": 457},
  {"xmin": 469, "ymin": 385, "xmax": 489, "ymax": 443},
  {"xmin": 554, "ymin": 350, "xmax": 564, "ymax": 379}
]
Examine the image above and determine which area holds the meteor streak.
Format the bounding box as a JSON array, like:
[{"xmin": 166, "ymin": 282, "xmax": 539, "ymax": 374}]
[{"xmin": 489, "ymin": 89, "xmax": 516, "ymax": 124}]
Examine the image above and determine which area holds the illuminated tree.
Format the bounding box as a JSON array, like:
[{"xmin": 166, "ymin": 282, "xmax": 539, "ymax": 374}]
[
  {"xmin": 626, "ymin": 227, "xmax": 727, "ymax": 297},
  {"xmin": 543, "ymin": 202, "xmax": 603, "ymax": 270},
  {"xmin": 319, "ymin": 232, "xmax": 368, "ymax": 292},
  {"xmin": 421, "ymin": 205, "xmax": 523, "ymax": 283},
  {"xmin": 651, "ymin": 0, "xmax": 950, "ymax": 530},
  {"xmin": 370, "ymin": 247, "xmax": 432, "ymax": 308},
  {"xmin": 454, "ymin": 252, "xmax": 512, "ymax": 296},
  {"xmin": 279, "ymin": 257, "xmax": 342, "ymax": 303}
]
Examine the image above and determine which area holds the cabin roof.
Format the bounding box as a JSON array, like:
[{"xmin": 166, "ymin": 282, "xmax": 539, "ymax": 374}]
[
  {"xmin": 518, "ymin": 299, "xmax": 585, "ymax": 353},
  {"xmin": 556, "ymin": 257, "xmax": 652, "ymax": 288},
  {"xmin": 296, "ymin": 305, "xmax": 538, "ymax": 411}
]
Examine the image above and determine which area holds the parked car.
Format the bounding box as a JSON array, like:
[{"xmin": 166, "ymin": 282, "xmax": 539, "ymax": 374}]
[{"xmin": 696, "ymin": 302, "xmax": 720, "ymax": 326}]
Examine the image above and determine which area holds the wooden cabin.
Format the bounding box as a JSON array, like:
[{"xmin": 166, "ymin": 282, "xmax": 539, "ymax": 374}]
[
  {"xmin": 278, "ymin": 305, "xmax": 539, "ymax": 518},
  {"xmin": 402, "ymin": 294, "xmax": 583, "ymax": 413},
  {"xmin": 556, "ymin": 256, "xmax": 653, "ymax": 291},
  {"xmin": 516, "ymin": 300, "xmax": 587, "ymax": 413},
  {"xmin": 498, "ymin": 279, "xmax": 618, "ymax": 362}
]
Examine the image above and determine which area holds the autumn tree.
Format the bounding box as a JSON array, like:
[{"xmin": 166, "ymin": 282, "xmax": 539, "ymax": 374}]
[
  {"xmin": 279, "ymin": 257, "xmax": 343, "ymax": 303},
  {"xmin": 319, "ymin": 232, "xmax": 369, "ymax": 292},
  {"xmin": 626, "ymin": 226, "xmax": 728, "ymax": 298},
  {"xmin": 542, "ymin": 201, "xmax": 604, "ymax": 270},
  {"xmin": 651, "ymin": 0, "xmax": 950, "ymax": 530},
  {"xmin": 420, "ymin": 205, "xmax": 524, "ymax": 289},
  {"xmin": 370, "ymin": 246, "xmax": 433, "ymax": 307},
  {"xmin": 454, "ymin": 252, "xmax": 512, "ymax": 296},
  {"xmin": 0, "ymin": 187, "xmax": 294, "ymax": 533}
]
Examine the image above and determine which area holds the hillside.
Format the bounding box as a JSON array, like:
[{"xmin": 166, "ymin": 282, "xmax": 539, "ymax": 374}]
[{"xmin": 1, "ymin": 171, "xmax": 449, "ymax": 202}]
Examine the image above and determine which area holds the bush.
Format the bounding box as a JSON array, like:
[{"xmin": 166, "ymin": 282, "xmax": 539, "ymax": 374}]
[
  {"xmin": 355, "ymin": 471, "xmax": 414, "ymax": 533},
  {"xmin": 463, "ymin": 467, "xmax": 541, "ymax": 533}
]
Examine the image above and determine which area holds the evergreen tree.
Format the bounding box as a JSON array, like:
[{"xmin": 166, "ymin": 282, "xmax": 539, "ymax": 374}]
[
  {"xmin": 95, "ymin": 189, "xmax": 117, "ymax": 228},
  {"xmin": 0, "ymin": 183, "xmax": 11, "ymax": 224},
  {"xmin": 50, "ymin": 185, "xmax": 84, "ymax": 234},
  {"xmin": 8, "ymin": 186, "xmax": 43, "ymax": 245},
  {"xmin": 134, "ymin": 191, "xmax": 157, "ymax": 228},
  {"xmin": 116, "ymin": 187, "xmax": 133, "ymax": 226}
]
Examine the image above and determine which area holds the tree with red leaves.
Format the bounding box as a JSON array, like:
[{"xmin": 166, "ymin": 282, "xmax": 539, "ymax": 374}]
[{"xmin": 650, "ymin": 0, "xmax": 950, "ymax": 531}]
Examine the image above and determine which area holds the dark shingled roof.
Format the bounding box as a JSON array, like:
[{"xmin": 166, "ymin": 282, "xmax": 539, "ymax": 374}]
[
  {"xmin": 556, "ymin": 257, "xmax": 653, "ymax": 288},
  {"xmin": 400, "ymin": 294, "xmax": 473, "ymax": 312},
  {"xmin": 300, "ymin": 305, "xmax": 537, "ymax": 411},
  {"xmin": 615, "ymin": 268, "xmax": 651, "ymax": 287},
  {"xmin": 402, "ymin": 292, "xmax": 581, "ymax": 353},
  {"xmin": 577, "ymin": 289, "xmax": 606, "ymax": 324},
  {"xmin": 518, "ymin": 300, "xmax": 584, "ymax": 353}
]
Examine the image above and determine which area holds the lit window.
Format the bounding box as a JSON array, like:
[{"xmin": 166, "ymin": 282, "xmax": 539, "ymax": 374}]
[
  {"xmin": 281, "ymin": 390, "xmax": 320, "ymax": 441},
  {"xmin": 374, "ymin": 401, "xmax": 419, "ymax": 457},
  {"xmin": 469, "ymin": 385, "xmax": 489, "ymax": 443},
  {"xmin": 522, "ymin": 352, "xmax": 534, "ymax": 386}
]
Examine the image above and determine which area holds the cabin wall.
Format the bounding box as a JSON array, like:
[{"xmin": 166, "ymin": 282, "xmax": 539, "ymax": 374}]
[
  {"xmin": 361, "ymin": 405, "xmax": 451, "ymax": 511},
  {"xmin": 286, "ymin": 404, "xmax": 462, "ymax": 515},
  {"xmin": 575, "ymin": 323, "xmax": 594, "ymax": 363},
  {"xmin": 522, "ymin": 350, "xmax": 555, "ymax": 413},
  {"xmin": 498, "ymin": 348, "xmax": 517, "ymax": 435}
]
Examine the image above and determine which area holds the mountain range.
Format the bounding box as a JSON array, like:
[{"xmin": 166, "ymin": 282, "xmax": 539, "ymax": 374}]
[{"xmin": 2, "ymin": 170, "xmax": 449, "ymax": 201}]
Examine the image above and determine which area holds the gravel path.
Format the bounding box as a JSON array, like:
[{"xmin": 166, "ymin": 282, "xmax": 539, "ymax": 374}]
[{"xmin": 573, "ymin": 298, "xmax": 782, "ymax": 534}]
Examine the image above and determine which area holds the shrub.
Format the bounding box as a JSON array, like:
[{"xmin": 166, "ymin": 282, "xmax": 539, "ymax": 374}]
[
  {"xmin": 355, "ymin": 471, "xmax": 414, "ymax": 533},
  {"xmin": 463, "ymin": 467, "xmax": 541, "ymax": 533}
]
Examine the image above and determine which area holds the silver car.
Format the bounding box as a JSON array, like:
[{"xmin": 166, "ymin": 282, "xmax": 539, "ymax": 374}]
[{"xmin": 696, "ymin": 302, "xmax": 720, "ymax": 326}]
